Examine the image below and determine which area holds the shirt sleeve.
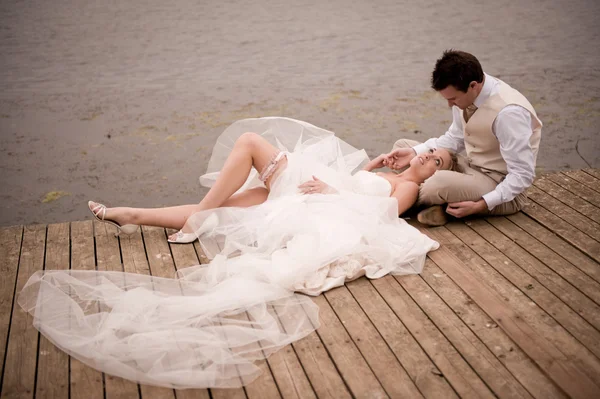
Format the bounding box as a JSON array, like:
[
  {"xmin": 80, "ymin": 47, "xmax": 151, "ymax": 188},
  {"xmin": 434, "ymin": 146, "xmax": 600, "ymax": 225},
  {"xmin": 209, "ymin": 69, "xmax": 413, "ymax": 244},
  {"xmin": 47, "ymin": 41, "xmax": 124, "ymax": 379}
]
[
  {"xmin": 413, "ymin": 107, "xmax": 466, "ymax": 154},
  {"xmin": 481, "ymin": 105, "xmax": 535, "ymax": 210}
]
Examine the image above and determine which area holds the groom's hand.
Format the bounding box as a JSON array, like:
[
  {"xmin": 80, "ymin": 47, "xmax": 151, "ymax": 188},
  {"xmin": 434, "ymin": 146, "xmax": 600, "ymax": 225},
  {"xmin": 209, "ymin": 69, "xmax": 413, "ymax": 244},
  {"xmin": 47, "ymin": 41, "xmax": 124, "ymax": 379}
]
[
  {"xmin": 446, "ymin": 199, "xmax": 488, "ymax": 218},
  {"xmin": 383, "ymin": 148, "xmax": 416, "ymax": 170}
]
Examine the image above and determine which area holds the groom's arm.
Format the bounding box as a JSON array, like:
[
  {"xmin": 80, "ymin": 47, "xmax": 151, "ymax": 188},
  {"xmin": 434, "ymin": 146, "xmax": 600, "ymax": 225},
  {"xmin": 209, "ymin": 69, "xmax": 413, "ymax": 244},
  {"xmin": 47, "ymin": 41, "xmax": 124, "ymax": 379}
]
[
  {"xmin": 481, "ymin": 106, "xmax": 535, "ymax": 210},
  {"xmin": 412, "ymin": 107, "xmax": 466, "ymax": 154}
]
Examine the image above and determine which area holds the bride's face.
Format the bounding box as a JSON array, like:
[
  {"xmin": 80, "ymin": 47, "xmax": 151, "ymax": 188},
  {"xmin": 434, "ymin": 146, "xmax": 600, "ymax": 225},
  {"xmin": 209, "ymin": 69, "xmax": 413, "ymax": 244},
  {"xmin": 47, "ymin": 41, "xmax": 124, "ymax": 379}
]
[{"xmin": 409, "ymin": 148, "xmax": 453, "ymax": 180}]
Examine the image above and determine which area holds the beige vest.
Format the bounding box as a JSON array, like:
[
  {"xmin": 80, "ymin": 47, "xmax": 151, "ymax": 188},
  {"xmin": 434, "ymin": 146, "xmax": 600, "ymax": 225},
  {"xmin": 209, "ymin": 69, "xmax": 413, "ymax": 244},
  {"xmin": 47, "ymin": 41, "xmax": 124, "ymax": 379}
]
[{"xmin": 463, "ymin": 80, "xmax": 542, "ymax": 175}]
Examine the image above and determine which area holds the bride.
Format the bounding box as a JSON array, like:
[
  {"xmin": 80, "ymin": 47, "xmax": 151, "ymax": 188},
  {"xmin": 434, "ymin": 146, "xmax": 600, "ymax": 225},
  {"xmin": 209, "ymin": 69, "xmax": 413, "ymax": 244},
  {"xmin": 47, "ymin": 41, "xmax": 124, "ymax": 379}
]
[{"xmin": 18, "ymin": 117, "xmax": 456, "ymax": 389}]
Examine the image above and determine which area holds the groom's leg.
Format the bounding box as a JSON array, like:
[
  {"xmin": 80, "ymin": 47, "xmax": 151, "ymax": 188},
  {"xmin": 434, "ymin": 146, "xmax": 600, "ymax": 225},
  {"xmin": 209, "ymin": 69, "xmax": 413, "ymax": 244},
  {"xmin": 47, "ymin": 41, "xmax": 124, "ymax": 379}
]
[
  {"xmin": 393, "ymin": 138, "xmax": 422, "ymax": 149},
  {"xmin": 418, "ymin": 167, "xmax": 497, "ymax": 205},
  {"xmin": 418, "ymin": 167, "xmax": 526, "ymax": 215}
]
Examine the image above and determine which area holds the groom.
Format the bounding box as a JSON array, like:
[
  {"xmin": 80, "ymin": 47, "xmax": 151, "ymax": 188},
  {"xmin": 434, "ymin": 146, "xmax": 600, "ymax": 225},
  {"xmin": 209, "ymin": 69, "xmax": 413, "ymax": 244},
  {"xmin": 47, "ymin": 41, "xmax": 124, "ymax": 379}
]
[{"xmin": 385, "ymin": 50, "xmax": 542, "ymax": 226}]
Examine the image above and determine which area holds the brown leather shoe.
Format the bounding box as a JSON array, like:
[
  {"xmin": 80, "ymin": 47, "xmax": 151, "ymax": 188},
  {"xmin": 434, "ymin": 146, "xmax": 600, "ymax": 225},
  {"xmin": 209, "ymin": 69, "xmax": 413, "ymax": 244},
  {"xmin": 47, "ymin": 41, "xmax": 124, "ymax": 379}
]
[{"xmin": 417, "ymin": 205, "xmax": 448, "ymax": 226}]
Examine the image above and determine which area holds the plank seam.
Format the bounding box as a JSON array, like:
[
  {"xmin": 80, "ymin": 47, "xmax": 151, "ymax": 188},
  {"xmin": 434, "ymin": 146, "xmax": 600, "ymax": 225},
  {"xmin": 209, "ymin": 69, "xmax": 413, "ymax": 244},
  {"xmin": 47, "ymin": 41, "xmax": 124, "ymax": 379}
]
[
  {"xmin": 533, "ymin": 179, "xmax": 600, "ymax": 223},
  {"xmin": 478, "ymin": 219, "xmax": 600, "ymax": 332},
  {"xmin": 366, "ymin": 278, "xmax": 462, "ymax": 398},
  {"xmin": 313, "ymin": 294, "xmax": 381, "ymax": 397},
  {"xmin": 547, "ymin": 173, "xmax": 600, "ymax": 208},
  {"xmin": 344, "ymin": 280, "xmax": 435, "ymax": 399},
  {"xmin": 397, "ymin": 268, "xmax": 515, "ymax": 398},
  {"xmin": 511, "ymin": 213, "xmax": 600, "ymax": 277},
  {"xmin": 499, "ymin": 215, "xmax": 600, "ymax": 288},
  {"xmin": 92, "ymin": 222, "xmax": 108, "ymax": 399},
  {"xmin": 561, "ymin": 172, "xmax": 600, "ymax": 195},
  {"xmin": 453, "ymin": 222, "xmax": 600, "ymax": 362},
  {"xmin": 0, "ymin": 226, "xmax": 24, "ymax": 395},
  {"xmin": 581, "ymin": 170, "xmax": 600, "ymax": 185},
  {"xmin": 526, "ymin": 189, "xmax": 600, "ymax": 244},
  {"xmin": 33, "ymin": 225, "xmax": 48, "ymax": 399}
]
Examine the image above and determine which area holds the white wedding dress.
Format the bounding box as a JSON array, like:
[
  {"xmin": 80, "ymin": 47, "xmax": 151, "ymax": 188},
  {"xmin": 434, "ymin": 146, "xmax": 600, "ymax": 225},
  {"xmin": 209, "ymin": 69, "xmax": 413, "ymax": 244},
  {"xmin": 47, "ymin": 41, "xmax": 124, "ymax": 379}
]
[{"xmin": 18, "ymin": 117, "xmax": 439, "ymax": 389}]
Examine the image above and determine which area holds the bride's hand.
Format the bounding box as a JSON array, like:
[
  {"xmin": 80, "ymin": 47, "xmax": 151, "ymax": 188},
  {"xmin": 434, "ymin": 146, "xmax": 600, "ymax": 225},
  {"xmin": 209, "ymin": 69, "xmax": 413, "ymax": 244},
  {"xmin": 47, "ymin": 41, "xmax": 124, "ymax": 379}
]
[
  {"xmin": 383, "ymin": 148, "xmax": 416, "ymax": 170},
  {"xmin": 372, "ymin": 154, "xmax": 390, "ymax": 169},
  {"xmin": 363, "ymin": 153, "xmax": 389, "ymax": 171},
  {"xmin": 298, "ymin": 176, "xmax": 335, "ymax": 194}
]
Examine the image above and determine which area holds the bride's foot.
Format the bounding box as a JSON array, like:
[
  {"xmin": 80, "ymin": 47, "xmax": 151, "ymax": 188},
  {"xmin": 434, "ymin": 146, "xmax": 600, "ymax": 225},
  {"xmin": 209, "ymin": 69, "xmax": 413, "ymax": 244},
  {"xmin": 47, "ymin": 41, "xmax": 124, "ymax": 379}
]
[
  {"xmin": 167, "ymin": 213, "xmax": 219, "ymax": 244},
  {"xmin": 167, "ymin": 230, "xmax": 198, "ymax": 244},
  {"xmin": 88, "ymin": 201, "xmax": 139, "ymax": 236}
]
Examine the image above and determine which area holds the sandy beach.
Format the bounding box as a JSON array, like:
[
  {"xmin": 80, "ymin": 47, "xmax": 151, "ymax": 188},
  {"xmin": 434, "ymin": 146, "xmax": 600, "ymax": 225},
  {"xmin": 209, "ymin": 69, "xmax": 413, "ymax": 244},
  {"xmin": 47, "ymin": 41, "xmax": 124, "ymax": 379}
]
[{"xmin": 1, "ymin": 0, "xmax": 599, "ymax": 227}]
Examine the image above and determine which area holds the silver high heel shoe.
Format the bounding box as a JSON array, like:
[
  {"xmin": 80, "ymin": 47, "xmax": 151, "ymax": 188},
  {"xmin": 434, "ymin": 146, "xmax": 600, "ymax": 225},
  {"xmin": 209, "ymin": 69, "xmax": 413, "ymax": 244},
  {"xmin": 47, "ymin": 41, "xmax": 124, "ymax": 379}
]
[
  {"xmin": 168, "ymin": 213, "xmax": 219, "ymax": 244},
  {"xmin": 88, "ymin": 201, "xmax": 139, "ymax": 236}
]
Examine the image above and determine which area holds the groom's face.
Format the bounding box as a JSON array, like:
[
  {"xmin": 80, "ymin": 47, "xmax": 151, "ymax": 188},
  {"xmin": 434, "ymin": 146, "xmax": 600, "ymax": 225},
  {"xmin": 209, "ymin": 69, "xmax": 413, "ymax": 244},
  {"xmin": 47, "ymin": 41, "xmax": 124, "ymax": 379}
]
[{"xmin": 438, "ymin": 83, "xmax": 477, "ymax": 110}]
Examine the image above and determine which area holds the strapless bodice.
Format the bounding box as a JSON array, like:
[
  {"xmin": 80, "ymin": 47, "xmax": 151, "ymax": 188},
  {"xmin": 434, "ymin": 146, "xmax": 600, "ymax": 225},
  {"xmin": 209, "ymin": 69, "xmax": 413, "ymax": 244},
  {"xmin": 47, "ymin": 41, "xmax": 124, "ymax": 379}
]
[{"xmin": 351, "ymin": 171, "xmax": 392, "ymax": 197}]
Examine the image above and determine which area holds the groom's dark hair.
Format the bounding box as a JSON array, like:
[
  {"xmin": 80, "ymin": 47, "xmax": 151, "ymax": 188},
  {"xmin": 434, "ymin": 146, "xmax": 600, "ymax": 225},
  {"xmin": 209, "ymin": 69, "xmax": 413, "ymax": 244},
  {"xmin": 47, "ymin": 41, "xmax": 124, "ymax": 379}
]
[{"xmin": 431, "ymin": 50, "xmax": 484, "ymax": 92}]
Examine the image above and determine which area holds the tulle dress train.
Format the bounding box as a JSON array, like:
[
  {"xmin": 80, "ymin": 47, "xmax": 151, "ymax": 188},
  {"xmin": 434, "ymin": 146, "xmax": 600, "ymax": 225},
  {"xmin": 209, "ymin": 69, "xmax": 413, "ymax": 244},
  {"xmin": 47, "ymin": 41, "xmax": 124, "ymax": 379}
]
[{"xmin": 18, "ymin": 117, "xmax": 439, "ymax": 388}]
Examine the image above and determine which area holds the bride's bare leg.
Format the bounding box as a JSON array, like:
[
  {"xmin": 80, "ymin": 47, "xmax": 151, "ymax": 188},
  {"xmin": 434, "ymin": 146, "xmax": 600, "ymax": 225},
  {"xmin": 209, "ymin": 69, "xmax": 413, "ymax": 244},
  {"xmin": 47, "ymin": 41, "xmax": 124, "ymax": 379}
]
[
  {"xmin": 94, "ymin": 133, "xmax": 278, "ymax": 229},
  {"xmin": 92, "ymin": 187, "xmax": 269, "ymax": 230},
  {"xmin": 197, "ymin": 132, "xmax": 280, "ymax": 210}
]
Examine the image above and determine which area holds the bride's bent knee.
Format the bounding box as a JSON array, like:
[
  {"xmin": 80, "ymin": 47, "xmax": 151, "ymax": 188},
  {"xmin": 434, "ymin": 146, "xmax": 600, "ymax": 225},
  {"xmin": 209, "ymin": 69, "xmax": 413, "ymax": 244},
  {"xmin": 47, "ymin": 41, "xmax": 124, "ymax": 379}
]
[{"xmin": 237, "ymin": 132, "xmax": 262, "ymax": 148}]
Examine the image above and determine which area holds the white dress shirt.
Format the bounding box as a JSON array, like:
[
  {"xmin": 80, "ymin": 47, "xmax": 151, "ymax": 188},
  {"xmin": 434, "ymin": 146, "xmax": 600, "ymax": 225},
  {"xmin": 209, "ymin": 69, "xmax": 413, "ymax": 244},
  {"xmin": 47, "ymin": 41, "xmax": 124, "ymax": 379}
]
[{"xmin": 412, "ymin": 73, "xmax": 538, "ymax": 210}]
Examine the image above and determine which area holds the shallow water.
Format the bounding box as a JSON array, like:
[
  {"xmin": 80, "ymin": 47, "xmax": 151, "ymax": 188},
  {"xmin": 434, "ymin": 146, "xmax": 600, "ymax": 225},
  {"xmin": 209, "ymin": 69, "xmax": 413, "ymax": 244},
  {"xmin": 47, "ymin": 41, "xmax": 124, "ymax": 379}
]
[{"xmin": 1, "ymin": 0, "xmax": 599, "ymax": 226}]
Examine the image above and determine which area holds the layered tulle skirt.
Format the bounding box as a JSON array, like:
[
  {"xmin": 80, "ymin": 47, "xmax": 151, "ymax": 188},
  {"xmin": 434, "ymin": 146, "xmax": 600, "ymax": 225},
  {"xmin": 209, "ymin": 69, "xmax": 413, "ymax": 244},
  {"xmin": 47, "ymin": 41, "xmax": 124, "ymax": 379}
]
[{"xmin": 18, "ymin": 117, "xmax": 438, "ymax": 388}]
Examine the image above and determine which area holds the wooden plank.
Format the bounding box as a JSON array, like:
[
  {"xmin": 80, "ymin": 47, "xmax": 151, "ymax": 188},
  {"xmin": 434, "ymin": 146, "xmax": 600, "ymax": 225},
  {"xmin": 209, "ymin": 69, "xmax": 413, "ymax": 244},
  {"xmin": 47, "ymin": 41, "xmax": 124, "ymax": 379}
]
[
  {"xmin": 226, "ymin": 241, "xmax": 351, "ymax": 399},
  {"xmin": 285, "ymin": 330, "xmax": 351, "ymax": 399},
  {"xmin": 189, "ymin": 239, "xmax": 248, "ymax": 399},
  {"xmin": 417, "ymin": 259, "xmax": 564, "ymax": 399},
  {"xmin": 264, "ymin": 305, "xmax": 318, "ymax": 399},
  {"xmin": 448, "ymin": 222, "xmax": 600, "ymax": 358},
  {"xmin": 526, "ymin": 185, "xmax": 600, "ymax": 241},
  {"xmin": 0, "ymin": 225, "xmax": 23, "ymax": 385},
  {"xmin": 583, "ymin": 168, "xmax": 600, "ymax": 180},
  {"xmin": 472, "ymin": 218, "xmax": 600, "ymax": 330},
  {"xmin": 93, "ymin": 220, "xmax": 140, "ymax": 399},
  {"xmin": 563, "ymin": 170, "xmax": 600, "ymax": 193},
  {"xmin": 506, "ymin": 213, "xmax": 600, "ymax": 284},
  {"xmin": 546, "ymin": 173, "xmax": 600, "ymax": 208},
  {"xmin": 167, "ymin": 239, "xmax": 213, "ymax": 399},
  {"xmin": 197, "ymin": 235, "xmax": 221, "ymax": 262},
  {"xmin": 421, "ymin": 226, "xmax": 600, "ymax": 399},
  {"xmin": 346, "ymin": 278, "xmax": 459, "ymax": 398},
  {"xmin": 193, "ymin": 233, "xmax": 282, "ymax": 398},
  {"xmin": 236, "ymin": 314, "xmax": 282, "ymax": 399},
  {"xmin": 399, "ymin": 268, "xmax": 534, "ymax": 399},
  {"xmin": 197, "ymin": 235, "xmax": 342, "ymax": 398},
  {"xmin": 521, "ymin": 201, "xmax": 600, "ymax": 263},
  {"xmin": 1, "ymin": 224, "xmax": 46, "ymax": 399},
  {"xmin": 35, "ymin": 223, "xmax": 70, "ymax": 399},
  {"xmin": 371, "ymin": 275, "xmax": 494, "ymax": 398},
  {"xmin": 141, "ymin": 227, "xmax": 176, "ymax": 279},
  {"xmin": 324, "ymin": 286, "xmax": 424, "ymax": 398},
  {"xmin": 431, "ymin": 225, "xmax": 600, "ymax": 379},
  {"xmin": 70, "ymin": 220, "xmax": 103, "ymax": 399},
  {"xmin": 311, "ymin": 294, "xmax": 388, "ymax": 398},
  {"xmin": 120, "ymin": 228, "xmax": 176, "ymax": 399},
  {"xmin": 533, "ymin": 177, "xmax": 600, "ymax": 224}
]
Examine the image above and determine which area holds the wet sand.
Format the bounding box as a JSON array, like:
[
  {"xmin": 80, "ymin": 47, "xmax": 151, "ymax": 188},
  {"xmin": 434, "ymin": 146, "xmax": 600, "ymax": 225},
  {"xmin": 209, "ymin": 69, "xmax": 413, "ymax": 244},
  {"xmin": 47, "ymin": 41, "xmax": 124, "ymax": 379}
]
[{"xmin": 1, "ymin": 0, "xmax": 599, "ymax": 226}]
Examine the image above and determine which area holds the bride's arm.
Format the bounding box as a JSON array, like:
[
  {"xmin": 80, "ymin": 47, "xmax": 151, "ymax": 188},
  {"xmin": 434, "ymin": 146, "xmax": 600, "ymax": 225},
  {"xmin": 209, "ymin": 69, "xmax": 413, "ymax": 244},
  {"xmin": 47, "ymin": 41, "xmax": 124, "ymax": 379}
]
[
  {"xmin": 391, "ymin": 182, "xmax": 419, "ymax": 216},
  {"xmin": 362, "ymin": 154, "xmax": 387, "ymax": 172}
]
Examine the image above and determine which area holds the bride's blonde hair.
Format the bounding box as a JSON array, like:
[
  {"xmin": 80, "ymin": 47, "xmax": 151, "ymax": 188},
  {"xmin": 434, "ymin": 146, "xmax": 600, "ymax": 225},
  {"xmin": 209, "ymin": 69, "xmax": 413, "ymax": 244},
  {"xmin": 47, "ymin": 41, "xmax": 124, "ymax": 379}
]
[{"xmin": 447, "ymin": 150, "xmax": 463, "ymax": 173}]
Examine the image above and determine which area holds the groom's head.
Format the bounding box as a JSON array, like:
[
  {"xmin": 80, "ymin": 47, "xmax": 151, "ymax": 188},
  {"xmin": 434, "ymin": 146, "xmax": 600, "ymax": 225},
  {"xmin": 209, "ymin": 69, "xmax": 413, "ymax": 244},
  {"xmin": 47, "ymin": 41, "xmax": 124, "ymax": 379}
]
[{"xmin": 431, "ymin": 50, "xmax": 484, "ymax": 110}]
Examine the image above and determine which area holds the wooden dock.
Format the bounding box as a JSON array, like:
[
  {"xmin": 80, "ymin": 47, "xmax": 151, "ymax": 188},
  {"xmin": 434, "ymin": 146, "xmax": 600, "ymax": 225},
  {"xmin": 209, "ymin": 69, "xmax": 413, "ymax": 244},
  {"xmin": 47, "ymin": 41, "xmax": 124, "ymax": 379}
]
[{"xmin": 1, "ymin": 168, "xmax": 600, "ymax": 399}]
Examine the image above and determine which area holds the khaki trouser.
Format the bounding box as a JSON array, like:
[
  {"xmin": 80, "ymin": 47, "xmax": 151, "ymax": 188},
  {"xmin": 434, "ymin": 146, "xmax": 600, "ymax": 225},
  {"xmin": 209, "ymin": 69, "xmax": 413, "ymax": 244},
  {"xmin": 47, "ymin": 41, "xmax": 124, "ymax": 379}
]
[{"xmin": 393, "ymin": 139, "xmax": 527, "ymax": 216}]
